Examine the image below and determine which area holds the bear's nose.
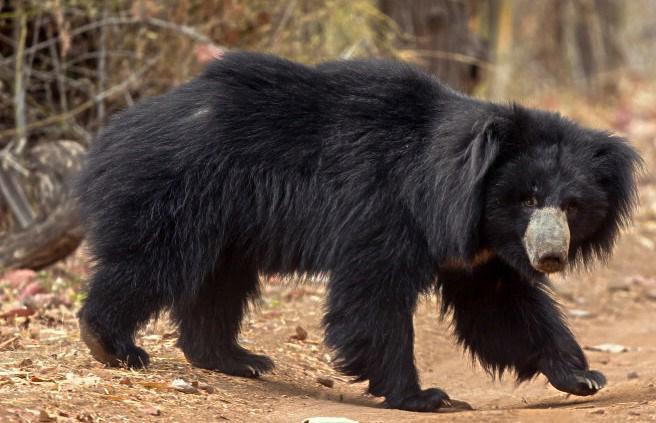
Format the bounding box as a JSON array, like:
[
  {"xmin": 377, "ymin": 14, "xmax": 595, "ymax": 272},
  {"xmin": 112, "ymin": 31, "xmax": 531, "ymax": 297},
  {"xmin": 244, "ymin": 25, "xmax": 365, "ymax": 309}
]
[
  {"xmin": 523, "ymin": 207, "xmax": 570, "ymax": 274},
  {"xmin": 536, "ymin": 253, "xmax": 567, "ymax": 273}
]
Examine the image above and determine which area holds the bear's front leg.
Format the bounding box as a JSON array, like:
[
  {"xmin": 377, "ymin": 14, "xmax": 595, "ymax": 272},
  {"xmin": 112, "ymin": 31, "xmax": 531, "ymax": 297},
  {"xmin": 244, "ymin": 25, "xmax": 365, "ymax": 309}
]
[
  {"xmin": 439, "ymin": 259, "xmax": 606, "ymax": 396},
  {"xmin": 323, "ymin": 263, "xmax": 451, "ymax": 412}
]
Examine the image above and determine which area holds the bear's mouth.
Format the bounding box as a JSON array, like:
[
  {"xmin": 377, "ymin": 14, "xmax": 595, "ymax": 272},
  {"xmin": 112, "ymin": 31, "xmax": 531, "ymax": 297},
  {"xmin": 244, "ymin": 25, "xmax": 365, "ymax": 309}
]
[{"xmin": 523, "ymin": 207, "xmax": 570, "ymax": 274}]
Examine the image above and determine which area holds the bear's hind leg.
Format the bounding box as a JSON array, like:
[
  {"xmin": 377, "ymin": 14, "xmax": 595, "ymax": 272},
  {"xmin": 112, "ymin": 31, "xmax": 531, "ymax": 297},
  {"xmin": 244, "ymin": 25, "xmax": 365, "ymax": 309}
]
[
  {"xmin": 79, "ymin": 262, "xmax": 163, "ymax": 368},
  {"xmin": 173, "ymin": 256, "xmax": 273, "ymax": 378},
  {"xmin": 439, "ymin": 260, "xmax": 606, "ymax": 396}
]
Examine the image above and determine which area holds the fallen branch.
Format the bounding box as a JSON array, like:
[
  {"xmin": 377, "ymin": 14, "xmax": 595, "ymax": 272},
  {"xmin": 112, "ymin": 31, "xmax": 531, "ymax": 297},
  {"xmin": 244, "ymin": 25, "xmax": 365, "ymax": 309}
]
[{"xmin": 0, "ymin": 198, "xmax": 82, "ymax": 270}]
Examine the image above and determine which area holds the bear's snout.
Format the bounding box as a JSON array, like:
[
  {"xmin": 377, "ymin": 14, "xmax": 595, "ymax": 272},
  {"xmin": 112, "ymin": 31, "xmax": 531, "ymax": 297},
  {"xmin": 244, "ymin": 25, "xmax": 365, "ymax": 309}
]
[{"xmin": 523, "ymin": 207, "xmax": 570, "ymax": 274}]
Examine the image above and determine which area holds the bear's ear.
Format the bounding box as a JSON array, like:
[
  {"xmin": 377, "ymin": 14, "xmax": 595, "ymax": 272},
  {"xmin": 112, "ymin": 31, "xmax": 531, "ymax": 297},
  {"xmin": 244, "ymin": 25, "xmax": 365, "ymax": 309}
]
[
  {"xmin": 448, "ymin": 117, "xmax": 510, "ymax": 260},
  {"xmin": 463, "ymin": 117, "xmax": 509, "ymax": 187},
  {"xmin": 585, "ymin": 133, "xmax": 642, "ymax": 258},
  {"xmin": 593, "ymin": 133, "xmax": 641, "ymax": 222}
]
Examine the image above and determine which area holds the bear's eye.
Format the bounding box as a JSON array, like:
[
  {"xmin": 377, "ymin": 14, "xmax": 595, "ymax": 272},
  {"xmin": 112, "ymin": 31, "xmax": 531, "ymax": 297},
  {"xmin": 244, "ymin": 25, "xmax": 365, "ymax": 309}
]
[{"xmin": 521, "ymin": 196, "xmax": 538, "ymax": 208}]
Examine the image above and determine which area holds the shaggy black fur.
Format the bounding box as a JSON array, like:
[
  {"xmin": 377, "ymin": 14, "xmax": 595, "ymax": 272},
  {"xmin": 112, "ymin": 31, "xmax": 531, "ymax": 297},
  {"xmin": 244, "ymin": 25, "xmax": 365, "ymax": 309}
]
[{"xmin": 77, "ymin": 51, "xmax": 640, "ymax": 412}]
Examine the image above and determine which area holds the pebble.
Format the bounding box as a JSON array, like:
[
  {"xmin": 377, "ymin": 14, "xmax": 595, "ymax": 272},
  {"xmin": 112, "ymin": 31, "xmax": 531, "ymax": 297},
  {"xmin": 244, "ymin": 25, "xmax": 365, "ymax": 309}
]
[
  {"xmin": 171, "ymin": 378, "xmax": 199, "ymax": 394},
  {"xmin": 585, "ymin": 343, "xmax": 628, "ymax": 353}
]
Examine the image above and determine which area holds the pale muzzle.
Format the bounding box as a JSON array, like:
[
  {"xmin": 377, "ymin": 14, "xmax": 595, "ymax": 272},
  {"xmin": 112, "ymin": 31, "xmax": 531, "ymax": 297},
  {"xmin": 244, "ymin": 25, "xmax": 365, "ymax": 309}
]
[{"xmin": 523, "ymin": 207, "xmax": 570, "ymax": 273}]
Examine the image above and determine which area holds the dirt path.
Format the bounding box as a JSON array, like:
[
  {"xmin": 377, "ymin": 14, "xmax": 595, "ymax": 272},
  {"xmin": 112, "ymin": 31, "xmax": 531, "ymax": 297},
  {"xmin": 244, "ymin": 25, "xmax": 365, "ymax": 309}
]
[{"xmin": 1, "ymin": 228, "xmax": 655, "ymax": 423}]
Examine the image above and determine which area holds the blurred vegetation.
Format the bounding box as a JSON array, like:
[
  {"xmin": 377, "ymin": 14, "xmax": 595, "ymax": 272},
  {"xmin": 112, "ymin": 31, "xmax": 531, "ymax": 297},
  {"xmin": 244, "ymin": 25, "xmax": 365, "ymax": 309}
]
[
  {"xmin": 0, "ymin": 0, "xmax": 654, "ymax": 269},
  {"xmin": 0, "ymin": 0, "xmax": 405, "ymax": 145},
  {"xmin": 0, "ymin": 0, "xmax": 654, "ymax": 144}
]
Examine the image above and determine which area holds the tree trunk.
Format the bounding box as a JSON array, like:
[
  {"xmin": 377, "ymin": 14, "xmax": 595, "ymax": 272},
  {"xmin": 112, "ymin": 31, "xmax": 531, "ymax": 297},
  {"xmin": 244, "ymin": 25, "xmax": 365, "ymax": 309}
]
[
  {"xmin": 512, "ymin": 0, "xmax": 626, "ymax": 94},
  {"xmin": 380, "ymin": 0, "xmax": 484, "ymax": 93}
]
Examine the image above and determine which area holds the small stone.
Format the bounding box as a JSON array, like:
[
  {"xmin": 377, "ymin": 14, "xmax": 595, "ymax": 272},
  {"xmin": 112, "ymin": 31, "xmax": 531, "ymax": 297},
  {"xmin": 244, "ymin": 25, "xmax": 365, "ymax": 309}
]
[
  {"xmin": 568, "ymin": 309, "xmax": 593, "ymax": 318},
  {"xmin": 627, "ymin": 371, "xmax": 639, "ymax": 380},
  {"xmin": 142, "ymin": 406, "xmax": 160, "ymax": 416},
  {"xmin": 171, "ymin": 378, "xmax": 199, "ymax": 394},
  {"xmin": 585, "ymin": 343, "xmax": 628, "ymax": 353},
  {"xmin": 119, "ymin": 377, "xmax": 132, "ymax": 386},
  {"xmin": 76, "ymin": 411, "xmax": 94, "ymax": 422},
  {"xmin": 589, "ymin": 409, "xmax": 605, "ymax": 415},
  {"xmin": 607, "ymin": 279, "xmax": 631, "ymax": 292}
]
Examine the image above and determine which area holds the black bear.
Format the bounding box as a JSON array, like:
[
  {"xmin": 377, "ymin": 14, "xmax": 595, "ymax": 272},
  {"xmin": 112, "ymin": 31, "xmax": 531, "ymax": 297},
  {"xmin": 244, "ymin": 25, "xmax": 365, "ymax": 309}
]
[{"xmin": 77, "ymin": 51, "xmax": 640, "ymax": 412}]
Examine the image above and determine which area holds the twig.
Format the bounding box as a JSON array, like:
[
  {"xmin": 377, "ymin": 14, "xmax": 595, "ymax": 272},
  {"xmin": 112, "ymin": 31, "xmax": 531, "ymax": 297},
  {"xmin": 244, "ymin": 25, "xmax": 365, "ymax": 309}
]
[
  {"xmin": 142, "ymin": 16, "xmax": 214, "ymax": 44},
  {"xmin": 0, "ymin": 143, "xmax": 29, "ymax": 176},
  {"xmin": 270, "ymin": 0, "xmax": 297, "ymax": 49},
  {"xmin": 24, "ymin": 7, "xmax": 43, "ymax": 83},
  {"xmin": 97, "ymin": 0, "xmax": 109, "ymax": 122},
  {"xmin": 13, "ymin": 1, "xmax": 28, "ymax": 155},
  {"xmin": 62, "ymin": 50, "xmax": 137, "ymax": 66},
  {"xmin": 70, "ymin": 123, "xmax": 93, "ymax": 145},
  {"xmin": 47, "ymin": 22, "xmax": 68, "ymax": 113},
  {"xmin": 0, "ymin": 55, "xmax": 161, "ymax": 141},
  {"xmin": 0, "ymin": 164, "xmax": 34, "ymax": 229},
  {"xmin": 408, "ymin": 49, "xmax": 495, "ymax": 70},
  {"xmin": 0, "ymin": 336, "xmax": 21, "ymax": 349}
]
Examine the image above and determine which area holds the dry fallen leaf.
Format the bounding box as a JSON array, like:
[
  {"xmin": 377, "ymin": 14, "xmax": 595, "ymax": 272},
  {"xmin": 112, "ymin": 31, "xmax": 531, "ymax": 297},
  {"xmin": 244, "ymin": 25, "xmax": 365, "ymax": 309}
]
[
  {"xmin": 290, "ymin": 326, "xmax": 308, "ymax": 341},
  {"xmin": 140, "ymin": 381, "xmax": 171, "ymax": 391},
  {"xmin": 0, "ymin": 307, "xmax": 35, "ymax": 319},
  {"xmin": 30, "ymin": 375, "xmax": 56, "ymax": 383},
  {"xmin": 192, "ymin": 380, "xmax": 214, "ymax": 394},
  {"xmin": 316, "ymin": 377, "xmax": 334, "ymax": 388},
  {"xmin": 18, "ymin": 358, "xmax": 33, "ymax": 367},
  {"xmin": 38, "ymin": 410, "xmax": 55, "ymax": 422}
]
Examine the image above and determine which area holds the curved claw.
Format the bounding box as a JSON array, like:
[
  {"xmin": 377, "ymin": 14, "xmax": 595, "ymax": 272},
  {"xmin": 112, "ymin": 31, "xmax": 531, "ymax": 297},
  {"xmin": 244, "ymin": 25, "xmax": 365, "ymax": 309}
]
[{"xmin": 549, "ymin": 369, "xmax": 607, "ymax": 396}]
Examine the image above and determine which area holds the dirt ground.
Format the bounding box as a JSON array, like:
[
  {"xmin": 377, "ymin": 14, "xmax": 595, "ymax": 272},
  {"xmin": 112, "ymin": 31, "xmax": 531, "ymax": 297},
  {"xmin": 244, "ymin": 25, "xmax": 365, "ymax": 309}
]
[
  {"xmin": 1, "ymin": 235, "xmax": 656, "ymax": 423},
  {"xmin": 2, "ymin": 85, "xmax": 656, "ymax": 422}
]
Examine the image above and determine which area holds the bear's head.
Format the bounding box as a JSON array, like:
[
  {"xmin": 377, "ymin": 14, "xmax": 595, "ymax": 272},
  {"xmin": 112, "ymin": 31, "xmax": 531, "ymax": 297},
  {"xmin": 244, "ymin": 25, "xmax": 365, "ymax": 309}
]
[{"xmin": 463, "ymin": 106, "xmax": 642, "ymax": 279}]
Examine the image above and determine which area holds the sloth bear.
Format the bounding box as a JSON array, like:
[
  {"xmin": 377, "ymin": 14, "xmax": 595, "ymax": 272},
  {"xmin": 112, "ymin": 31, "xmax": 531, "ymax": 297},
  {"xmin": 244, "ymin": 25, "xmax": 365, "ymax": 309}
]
[{"xmin": 77, "ymin": 51, "xmax": 640, "ymax": 412}]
